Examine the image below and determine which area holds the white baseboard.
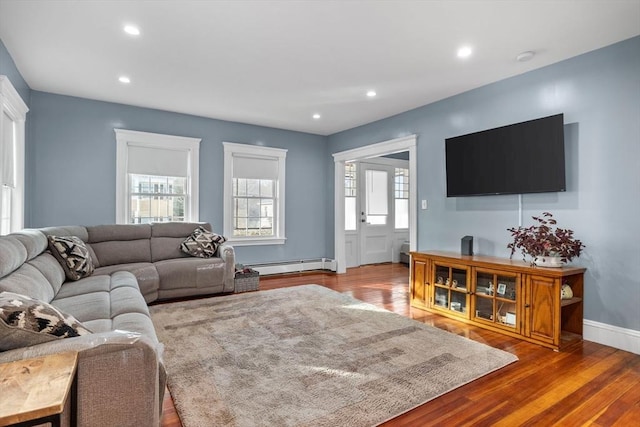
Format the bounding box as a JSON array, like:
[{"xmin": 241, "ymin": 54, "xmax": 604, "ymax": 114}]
[
  {"xmin": 583, "ymin": 320, "xmax": 640, "ymax": 355},
  {"xmin": 248, "ymin": 258, "xmax": 337, "ymax": 276}
]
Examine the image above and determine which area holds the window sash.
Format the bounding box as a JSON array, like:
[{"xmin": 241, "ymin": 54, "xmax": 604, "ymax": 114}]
[
  {"xmin": 115, "ymin": 129, "xmax": 200, "ymax": 224},
  {"xmin": 223, "ymin": 142, "xmax": 287, "ymax": 246}
]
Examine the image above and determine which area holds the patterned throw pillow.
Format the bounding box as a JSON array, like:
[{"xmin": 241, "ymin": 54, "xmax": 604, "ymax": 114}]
[
  {"xmin": 0, "ymin": 291, "xmax": 92, "ymax": 351},
  {"xmin": 181, "ymin": 226, "xmax": 226, "ymax": 258},
  {"xmin": 48, "ymin": 235, "xmax": 95, "ymax": 281}
]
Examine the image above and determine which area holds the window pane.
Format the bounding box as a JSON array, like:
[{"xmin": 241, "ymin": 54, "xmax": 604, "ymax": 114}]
[
  {"xmin": 345, "ymin": 197, "xmax": 356, "ymax": 231},
  {"xmin": 1, "ymin": 186, "xmax": 11, "ymax": 235},
  {"xmin": 395, "ymin": 199, "xmax": 409, "ymax": 229},
  {"xmin": 367, "ymin": 215, "xmax": 387, "ymax": 225},
  {"xmin": 235, "ymin": 198, "xmax": 247, "ymax": 217},
  {"xmin": 248, "ymin": 199, "xmax": 260, "ymax": 217},
  {"xmin": 129, "ymin": 174, "xmax": 187, "ymax": 223},
  {"xmin": 366, "ymin": 169, "xmax": 388, "ymax": 215},
  {"xmin": 247, "ymin": 179, "xmax": 260, "ymax": 197},
  {"xmin": 260, "ymin": 180, "xmax": 273, "ymax": 197}
]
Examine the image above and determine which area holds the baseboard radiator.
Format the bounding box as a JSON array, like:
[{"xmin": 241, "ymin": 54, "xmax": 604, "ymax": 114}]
[{"xmin": 247, "ymin": 258, "xmax": 337, "ymax": 276}]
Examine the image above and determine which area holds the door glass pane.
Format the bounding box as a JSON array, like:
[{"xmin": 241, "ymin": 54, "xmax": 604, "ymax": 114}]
[
  {"xmin": 345, "ymin": 197, "xmax": 356, "ymax": 230},
  {"xmin": 366, "ymin": 169, "xmax": 387, "ymax": 224}
]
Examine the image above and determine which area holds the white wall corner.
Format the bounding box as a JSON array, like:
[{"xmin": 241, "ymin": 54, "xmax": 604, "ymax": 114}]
[{"xmin": 583, "ymin": 320, "xmax": 640, "ymax": 355}]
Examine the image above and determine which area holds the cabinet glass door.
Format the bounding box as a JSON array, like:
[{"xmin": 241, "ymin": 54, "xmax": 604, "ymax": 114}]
[
  {"xmin": 474, "ymin": 270, "xmax": 518, "ymax": 329},
  {"xmin": 433, "ymin": 263, "xmax": 469, "ymax": 315}
]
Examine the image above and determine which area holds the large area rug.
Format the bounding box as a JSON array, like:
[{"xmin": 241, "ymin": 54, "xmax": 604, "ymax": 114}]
[{"xmin": 150, "ymin": 285, "xmax": 517, "ymax": 427}]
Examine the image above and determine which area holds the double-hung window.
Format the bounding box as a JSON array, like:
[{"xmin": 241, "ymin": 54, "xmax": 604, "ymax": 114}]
[
  {"xmin": 115, "ymin": 129, "xmax": 200, "ymax": 224},
  {"xmin": 223, "ymin": 142, "xmax": 287, "ymax": 245},
  {"xmin": 0, "ymin": 76, "xmax": 28, "ymax": 235}
]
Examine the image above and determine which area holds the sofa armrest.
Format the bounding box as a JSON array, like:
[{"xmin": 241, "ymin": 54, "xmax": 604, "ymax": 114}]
[
  {"xmin": 218, "ymin": 243, "xmax": 235, "ymax": 292},
  {"xmin": 0, "ymin": 331, "xmax": 164, "ymax": 427}
]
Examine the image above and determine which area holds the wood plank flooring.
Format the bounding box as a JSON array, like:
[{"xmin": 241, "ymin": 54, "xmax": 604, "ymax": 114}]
[{"xmin": 160, "ymin": 263, "xmax": 640, "ymax": 426}]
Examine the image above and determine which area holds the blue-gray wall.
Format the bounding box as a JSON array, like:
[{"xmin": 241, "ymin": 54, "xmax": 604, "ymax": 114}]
[
  {"xmin": 328, "ymin": 36, "xmax": 640, "ymax": 331},
  {"xmin": 27, "ymin": 92, "xmax": 328, "ymax": 264},
  {"xmin": 3, "ymin": 33, "xmax": 639, "ymax": 332},
  {"xmin": 0, "ymin": 39, "xmax": 30, "ymax": 106}
]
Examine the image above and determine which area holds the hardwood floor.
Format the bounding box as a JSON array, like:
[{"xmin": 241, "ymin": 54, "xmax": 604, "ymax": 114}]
[{"xmin": 161, "ymin": 263, "xmax": 640, "ymax": 426}]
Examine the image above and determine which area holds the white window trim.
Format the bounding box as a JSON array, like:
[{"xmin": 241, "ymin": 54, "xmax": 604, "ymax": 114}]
[
  {"xmin": 0, "ymin": 76, "xmax": 29, "ymax": 233},
  {"xmin": 223, "ymin": 142, "xmax": 287, "ymax": 246},
  {"xmin": 115, "ymin": 129, "xmax": 201, "ymax": 224}
]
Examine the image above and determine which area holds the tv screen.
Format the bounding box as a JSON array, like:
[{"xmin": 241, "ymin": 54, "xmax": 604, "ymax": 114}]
[{"xmin": 445, "ymin": 114, "xmax": 566, "ymax": 197}]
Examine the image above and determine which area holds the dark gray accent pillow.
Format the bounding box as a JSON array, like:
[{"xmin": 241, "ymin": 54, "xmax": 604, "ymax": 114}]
[
  {"xmin": 180, "ymin": 226, "xmax": 226, "ymax": 258},
  {"xmin": 48, "ymin": 235, "xmax": 95, "ymax": 281},
  {"xmin": 0, "ymin": 291, "xmax": 92, "ymax": 351}
]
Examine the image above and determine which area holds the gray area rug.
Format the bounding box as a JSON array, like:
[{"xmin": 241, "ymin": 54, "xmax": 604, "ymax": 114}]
[{"xmin": 150, "ymin": 284, "xmax": 517, "ymax": 427}]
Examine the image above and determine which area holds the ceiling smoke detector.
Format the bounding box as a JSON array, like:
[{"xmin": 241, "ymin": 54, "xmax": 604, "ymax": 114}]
[{"xmin": 516, "ymin": 51, "xmax": 535, "ymax": 62}]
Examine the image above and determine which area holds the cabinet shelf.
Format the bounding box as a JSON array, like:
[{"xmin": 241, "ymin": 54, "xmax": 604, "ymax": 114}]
[
  {"xmin": 410, "ymin": 250, "xmax": 585, "ymax": 351},
  {"xmin": 561, "ymin": 297, "xmax": 582, "ymax": 307}
]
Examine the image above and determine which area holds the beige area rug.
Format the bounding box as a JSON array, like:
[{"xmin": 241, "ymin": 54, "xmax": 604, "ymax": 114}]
[{"xmin": 150, "ymin": 285, "xmax": 517, "ymax": 427}]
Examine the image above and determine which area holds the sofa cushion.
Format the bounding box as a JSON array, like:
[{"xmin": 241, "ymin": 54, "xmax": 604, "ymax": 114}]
[
  {"xmin": 93, "ymin": 263, "xmax": 159, "ymax": 302},
  {"xmin": 88, "ymin": 224, "xmax": 152, "ymax": 242},
  {"xmin": 90, "ymin": 239, "xmax": 152, "ymax": 266},
  {"xmin": 155, "ymin": 257, "xmax": 225, "ymax": 290},
  {"xmin": 48, "ymin": 235, "xmax": 95, "ymax": 281},
  {"xmin": 0, "ymin": 291, "xmax": 92, "ymax": 351},
  {"xmin": 0, "ymin": 236, "xmax": 27, "ymax": 279},
  {"xmin": 0, "ymin": 263, "xmax": 57, "ymax": 303},
  {"xmin": 9, "ymin": 229, "xmax": 48, "ymax": 262},
  {"xmin": 27, "ymin": 253, "xmax": 67, "ymax": 296},
  {"xmin": 181, "ymin": 226, "xmax": 226, "ymax": 258}
]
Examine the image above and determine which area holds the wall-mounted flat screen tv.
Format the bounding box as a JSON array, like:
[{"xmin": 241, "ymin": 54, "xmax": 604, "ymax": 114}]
[{"xmin": 445, "ymin": 113, "xmax": 566, "ymax": 197}]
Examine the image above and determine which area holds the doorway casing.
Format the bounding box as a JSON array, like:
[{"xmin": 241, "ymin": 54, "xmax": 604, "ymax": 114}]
[{"xmin": 333, "ymin": 135, "xmax": 417, "ymax": 273}]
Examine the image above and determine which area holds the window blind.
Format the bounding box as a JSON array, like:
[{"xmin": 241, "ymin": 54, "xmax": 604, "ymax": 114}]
[
  {"xmin": 233, "ymin": 155, "xmax": 279, "ymax": 180},
  {"xmin": 1, "ymin": 111, "xmax": 15, "ymax": 188},
  {"xmin": 127, "ymin": 145, "xmax": 189, "ymax": 177}
]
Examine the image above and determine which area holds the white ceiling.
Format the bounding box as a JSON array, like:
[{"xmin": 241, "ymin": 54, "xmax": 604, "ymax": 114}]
[{"xmin": 1, "ymin": 1, "xmax": 639, "ymax": 136}]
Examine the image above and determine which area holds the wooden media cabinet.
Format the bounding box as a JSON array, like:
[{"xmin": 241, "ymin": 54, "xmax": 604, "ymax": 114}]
[{"xmin": 410, "ymin": 251, "xmax": 585, "ymax": 351}]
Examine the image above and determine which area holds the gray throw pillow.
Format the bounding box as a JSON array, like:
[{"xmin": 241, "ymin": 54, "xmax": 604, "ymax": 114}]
[
  {"xmin": 0, "ymin": 291, "xmax": 92, "ymax": 351},
  {"xmin": 48, "ymin": 235, "xmax": 95, "ymax": 281},
  {"xmin": 181, "ymin": 226, "xmax": 226, "ymax": 258}
]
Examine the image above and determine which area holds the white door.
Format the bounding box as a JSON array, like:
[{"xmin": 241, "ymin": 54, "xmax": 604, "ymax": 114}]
[{"xmin": 359, "ymin": 163, "xmax": 394, "ymax": 265}]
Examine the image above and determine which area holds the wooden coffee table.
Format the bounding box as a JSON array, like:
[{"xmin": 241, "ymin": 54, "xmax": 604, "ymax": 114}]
[{"xmin": 0, "ymin": 351, "xmax": 78, "ymax": 427}]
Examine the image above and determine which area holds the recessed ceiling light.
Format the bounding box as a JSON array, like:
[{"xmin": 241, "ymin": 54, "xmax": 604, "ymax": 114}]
[
  {"xmin": 516, "ymin": 51, "xmax": 535, "ymax": 62},
  {"xmin": 457, "ymin": 46, "xmax": 473, "ymax": 59},
  {"xmin": 118, "ymin": 76, "xmax": 131, "ymax": 84},
  {"xmin": 124, "ymin": 25, "xmax": 140, "ymax": 36},
  {"xmin": 366, "ymin": 90, "xmax": 377, "ymax": 98},
  {"xmin": 312, "ymin": 113, "xmax": 321, "ymax": 120}
]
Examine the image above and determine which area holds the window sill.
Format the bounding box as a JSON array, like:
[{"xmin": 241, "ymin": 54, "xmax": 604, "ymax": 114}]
[{"xmin": 226, "ymin": 237, "xmax": 287, "ymax": 246}]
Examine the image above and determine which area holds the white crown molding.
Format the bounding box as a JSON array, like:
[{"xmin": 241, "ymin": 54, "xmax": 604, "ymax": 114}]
[{"xmin": 0, "ymin": 75, "xmax": 29, "ymax": 119}]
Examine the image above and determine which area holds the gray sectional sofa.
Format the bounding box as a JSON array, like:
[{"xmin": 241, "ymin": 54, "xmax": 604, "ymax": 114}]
[{"xmin": 0, "ymin": 222, "xmax": 235, "ymax": 426}]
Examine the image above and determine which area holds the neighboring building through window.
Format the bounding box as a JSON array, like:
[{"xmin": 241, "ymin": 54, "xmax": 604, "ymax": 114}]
[
  {"xmin": 0, "ymin": 76, "xmax": 28, "ymax": 235},
  {"xmin": 395, "ymin": 167, "xmax": 409, "ymax": 229},
  {"xmin": 115, "ymin": 129, "xmax": 200, "ymax": 224},
  {"xmin": 129, "ymin": 174, "xmax": 186, "ymax": 223},
  {"xmin": 223, "ymin": 142, "xmax": 287, "ymax": 245}
]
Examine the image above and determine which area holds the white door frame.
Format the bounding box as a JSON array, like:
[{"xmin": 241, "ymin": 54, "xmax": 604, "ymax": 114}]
[{"xmin": 333, "ymin": 135, "xmax": 417, "ymax": 274}]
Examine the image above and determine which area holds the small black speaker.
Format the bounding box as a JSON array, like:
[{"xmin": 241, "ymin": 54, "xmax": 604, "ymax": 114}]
[{"xmin": 461, "ymin": 236, "xmax": 473, "ymax": 256}]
